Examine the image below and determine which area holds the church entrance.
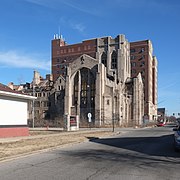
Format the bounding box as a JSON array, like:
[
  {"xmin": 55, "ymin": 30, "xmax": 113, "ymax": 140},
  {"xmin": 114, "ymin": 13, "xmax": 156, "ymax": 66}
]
[{"xmin": 73, "ymin": 67, "xmax": 95, "ymax": 125}]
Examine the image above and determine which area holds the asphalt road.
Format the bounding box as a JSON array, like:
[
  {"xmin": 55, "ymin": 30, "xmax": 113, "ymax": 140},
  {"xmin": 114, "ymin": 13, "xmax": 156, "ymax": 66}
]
[{"xmin": 0, "ymin": 126, "xmax": 180, "ymax": 180}]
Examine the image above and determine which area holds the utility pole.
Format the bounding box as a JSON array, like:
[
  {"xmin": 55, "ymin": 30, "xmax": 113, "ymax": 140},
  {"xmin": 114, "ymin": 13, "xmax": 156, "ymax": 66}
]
[
  {"xmin": 32, "ymin": 81, "xmax": 35, "ymax": 129},
  {"xmin": 112, "ymin": 113, "xmax": 115, "ymax": 132}
]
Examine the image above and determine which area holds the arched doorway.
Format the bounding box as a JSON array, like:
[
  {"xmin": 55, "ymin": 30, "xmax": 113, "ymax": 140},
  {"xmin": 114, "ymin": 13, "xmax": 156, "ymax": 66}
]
[{"xmin": 73, "ymin": 67, "xmax": 95, "ymax": 126}]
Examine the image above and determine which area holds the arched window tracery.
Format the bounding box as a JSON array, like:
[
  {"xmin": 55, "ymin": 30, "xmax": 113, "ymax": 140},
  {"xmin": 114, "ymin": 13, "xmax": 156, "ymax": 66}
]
[{"xmin": 111, "ymin": 51, "xmax": 117, "ymax": 69}]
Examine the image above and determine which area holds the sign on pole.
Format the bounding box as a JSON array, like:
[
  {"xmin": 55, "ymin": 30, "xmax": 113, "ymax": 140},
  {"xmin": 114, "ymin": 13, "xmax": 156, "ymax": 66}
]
[{"xmin": 88, "ymin": 113, "xmax": 92, "ymax": 123}]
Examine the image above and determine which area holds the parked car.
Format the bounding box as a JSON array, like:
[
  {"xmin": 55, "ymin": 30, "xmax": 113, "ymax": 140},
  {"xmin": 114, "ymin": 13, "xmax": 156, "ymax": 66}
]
[
  {"xmin": 173, "ymin": 125, "xmax": 180, "ymax": 151},
  {"xmin": 156, "ymin": 122, "xmax": 165, "ymax": 127}
]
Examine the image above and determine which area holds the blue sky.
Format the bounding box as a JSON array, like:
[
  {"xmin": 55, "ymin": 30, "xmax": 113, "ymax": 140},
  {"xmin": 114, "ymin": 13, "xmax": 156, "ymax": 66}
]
[{"xmin": 0, "ymin": 0, "xmax": 180, "ymax": 116}]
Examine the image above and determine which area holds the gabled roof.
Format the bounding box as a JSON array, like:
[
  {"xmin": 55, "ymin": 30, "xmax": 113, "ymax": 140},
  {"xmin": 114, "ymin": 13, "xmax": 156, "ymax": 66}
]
[
  {"xmin": 0, "ymin": 83, "xmax": 36, "ymax": 100},
  {"xmin": 0, "ymin": 83, "xmax": 22, "ymax": 94}
]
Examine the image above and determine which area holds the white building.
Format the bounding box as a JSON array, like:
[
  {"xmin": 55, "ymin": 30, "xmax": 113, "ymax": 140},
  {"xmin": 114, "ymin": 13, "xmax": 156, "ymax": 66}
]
[{"xmin": 0, "ymin": 83, "xmax": 36, "ymax": 138}]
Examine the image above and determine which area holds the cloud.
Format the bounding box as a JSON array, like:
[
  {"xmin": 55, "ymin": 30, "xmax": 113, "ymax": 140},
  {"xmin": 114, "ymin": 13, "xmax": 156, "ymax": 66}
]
[
  {"xmin": 25, "ymin": 0, "xmax": 52, "ymax": 8},
  {"xmin": 61, "ymin": 0, "xmax": 100, "ymax": 16},
  {"xmin": 25, "ymin": 0, "xmax": 100, "ymax": 16},
  {"xmin": 59, "ymin": 17, "xmax": 86, "ymax": 34},
  {"xmin": 0, "ymin": 50, "xmax": 50, "ymax": 71},
  {"xmin": 69, "ymin": 22, "xmax": 86, "ymax": 33}
]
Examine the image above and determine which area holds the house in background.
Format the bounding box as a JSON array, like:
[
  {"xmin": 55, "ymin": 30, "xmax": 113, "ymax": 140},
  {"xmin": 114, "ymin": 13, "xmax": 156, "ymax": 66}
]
[
  {"xmin": 0, "ymin": 83, "xmax": 36, "ymax": 138},
  {"xmin": 8, "ymin": 71, "xmax": 66, "ymax": 128}
]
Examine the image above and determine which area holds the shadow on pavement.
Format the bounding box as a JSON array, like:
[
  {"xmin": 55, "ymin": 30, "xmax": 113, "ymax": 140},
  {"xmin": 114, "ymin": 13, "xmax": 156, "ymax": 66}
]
[
  {"xmin": 59, "ymin": 127, "xmax": 180, "ymax": 167},
  {"xmin": 60, "ymin": 133, "xmax": 180, "ymax": 169},
  {"xmin": 86, "ymin": 134, "xmax": 180, "ymax": 158}
]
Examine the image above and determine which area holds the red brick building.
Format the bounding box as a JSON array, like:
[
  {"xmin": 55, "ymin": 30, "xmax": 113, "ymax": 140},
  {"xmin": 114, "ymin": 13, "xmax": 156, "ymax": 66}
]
[
  {"xmin": 130, "ymin": 40, "xmax": 158, "ymax": 121},
  {"xmin": 52, "ymin": 35, "xmax": 97, "ymax": 81}
]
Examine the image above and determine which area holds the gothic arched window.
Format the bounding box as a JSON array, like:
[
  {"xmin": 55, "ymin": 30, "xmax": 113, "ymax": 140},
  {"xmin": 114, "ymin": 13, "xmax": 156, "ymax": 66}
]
[
  {"xmin": 101, "ymin": 52, "xmax": 107, "ymax": 67},
  {"xmin": 73, "ymin": 71, "xmax": 79, "ymax": 106},
  {"xmin": 111, "ymin": 51, "xmax": 117, "ymax": 69},
  {"xmin": 80, "ymin": 68, "xmax": 95, "ymax": 108}
]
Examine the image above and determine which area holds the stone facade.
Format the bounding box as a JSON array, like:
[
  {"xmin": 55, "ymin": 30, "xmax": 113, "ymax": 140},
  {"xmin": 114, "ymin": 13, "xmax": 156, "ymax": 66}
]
[
  {"xmin": 132, "ymin": 73, "xmax": 144, "ymax": 126},
  {"xmin": 61, "ymin": 35, "xmax": 144, "ymax": 127}
]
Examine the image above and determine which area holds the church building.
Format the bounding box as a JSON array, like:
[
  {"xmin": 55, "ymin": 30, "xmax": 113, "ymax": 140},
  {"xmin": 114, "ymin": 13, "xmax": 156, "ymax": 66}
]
[{"xmin": 52, "ymin": 34, "xmax": 144, "ymax": 127}]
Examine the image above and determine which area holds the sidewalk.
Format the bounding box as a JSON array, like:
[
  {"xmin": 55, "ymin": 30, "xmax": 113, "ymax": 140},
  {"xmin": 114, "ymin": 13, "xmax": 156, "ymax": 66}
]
[
  {"xmin": 0, "ymin": 128, "xmax": 111, "ymax": 143},
  {"xmin": 0, "ymin": 127, "xmax": 139, "ymax": 144},
  {"xmin": 0, "ymin": 128, "xmax": 119, "ymax": 162}
]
